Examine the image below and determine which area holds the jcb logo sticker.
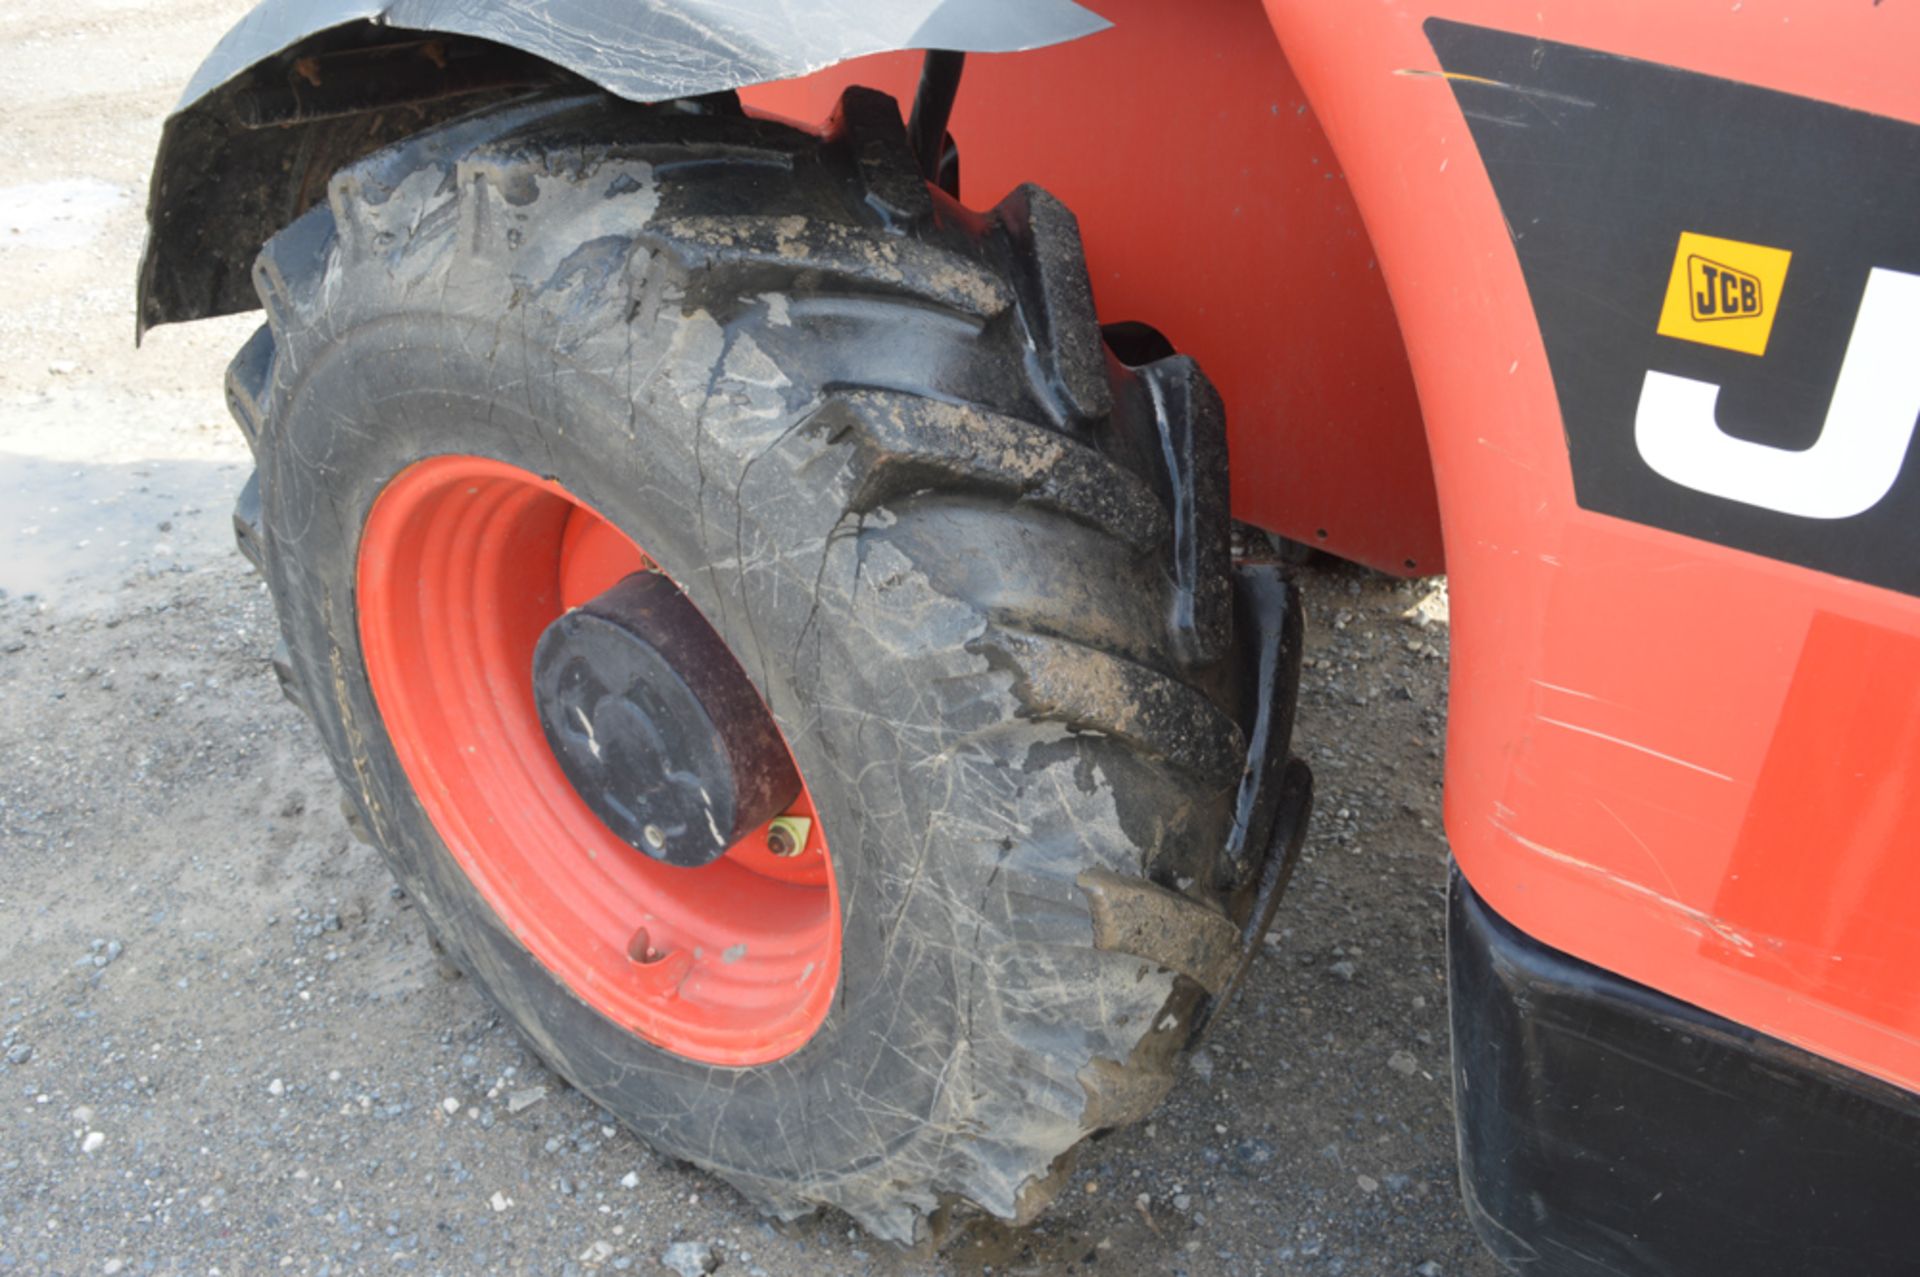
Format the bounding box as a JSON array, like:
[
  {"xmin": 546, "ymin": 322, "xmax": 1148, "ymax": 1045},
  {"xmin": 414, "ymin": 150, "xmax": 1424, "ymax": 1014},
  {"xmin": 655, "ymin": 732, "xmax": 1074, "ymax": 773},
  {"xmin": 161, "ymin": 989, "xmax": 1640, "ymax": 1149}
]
[
  {"xmin": 1656, "ymin": 232, "xmax": 1792, "ymax": 356},
  {"xmin": 1686, "ymin": 257, "xmax": 1761, "ymax": 320},
  {"xmin": 1639, "ymin": 265, "xmax": 1920, "ymax": 519}
]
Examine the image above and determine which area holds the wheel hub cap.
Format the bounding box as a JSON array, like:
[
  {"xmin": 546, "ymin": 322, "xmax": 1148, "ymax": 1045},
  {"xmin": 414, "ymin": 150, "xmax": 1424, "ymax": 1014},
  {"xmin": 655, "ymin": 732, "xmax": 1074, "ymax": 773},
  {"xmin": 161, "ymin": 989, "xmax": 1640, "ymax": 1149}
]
[{"xmin": 532, "ymin": 573, "xmax": 801, "ymax": 868}]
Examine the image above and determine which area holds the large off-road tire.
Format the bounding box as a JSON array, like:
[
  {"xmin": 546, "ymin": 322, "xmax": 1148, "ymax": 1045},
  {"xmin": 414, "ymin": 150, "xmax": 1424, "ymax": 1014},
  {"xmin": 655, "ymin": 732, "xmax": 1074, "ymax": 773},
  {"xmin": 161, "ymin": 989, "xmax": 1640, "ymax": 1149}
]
[{"xmin": 228, "ymin": 87, "xmax": 1276, "ymax": 1241}]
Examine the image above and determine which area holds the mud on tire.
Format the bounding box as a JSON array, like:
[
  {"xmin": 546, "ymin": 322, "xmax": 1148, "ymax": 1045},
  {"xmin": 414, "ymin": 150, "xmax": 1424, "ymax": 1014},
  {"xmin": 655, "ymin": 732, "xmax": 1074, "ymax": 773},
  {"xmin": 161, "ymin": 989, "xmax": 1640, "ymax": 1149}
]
[{"xmin": 227, "ymin": 87, "xmax": 1272, "ymax": 1241}]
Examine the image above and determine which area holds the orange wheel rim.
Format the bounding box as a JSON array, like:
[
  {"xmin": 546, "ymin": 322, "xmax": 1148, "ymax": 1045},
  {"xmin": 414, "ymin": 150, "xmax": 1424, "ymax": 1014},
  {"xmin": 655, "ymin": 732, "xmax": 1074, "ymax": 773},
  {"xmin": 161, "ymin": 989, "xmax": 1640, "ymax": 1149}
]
[{"xmin": 356, "ymin": 455, "xmax": 839, "ymax": 1066}]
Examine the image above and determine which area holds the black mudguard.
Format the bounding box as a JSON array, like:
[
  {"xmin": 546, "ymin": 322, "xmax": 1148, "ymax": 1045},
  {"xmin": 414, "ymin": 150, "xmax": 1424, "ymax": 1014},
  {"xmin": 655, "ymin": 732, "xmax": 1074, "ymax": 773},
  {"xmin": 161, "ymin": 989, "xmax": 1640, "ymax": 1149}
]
[
  {"xmin": 138, "ymin": 0, "xmax": 1106, "ymax": 333},
  {"xmin": 1450, "ymin": 867, "xmax": 1920, "ymax": 1275}
]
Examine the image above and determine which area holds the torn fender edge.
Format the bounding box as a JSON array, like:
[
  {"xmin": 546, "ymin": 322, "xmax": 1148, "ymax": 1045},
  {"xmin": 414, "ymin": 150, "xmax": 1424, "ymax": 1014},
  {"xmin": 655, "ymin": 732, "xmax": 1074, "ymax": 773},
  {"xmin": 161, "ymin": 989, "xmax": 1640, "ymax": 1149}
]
[
  {"xmin": 174, "ymin": 0, "xmax": 1110, "ymax": 115},
  {"xmin": 139, "ymin": 0, "xmax": 1109, "ymax": 334}
]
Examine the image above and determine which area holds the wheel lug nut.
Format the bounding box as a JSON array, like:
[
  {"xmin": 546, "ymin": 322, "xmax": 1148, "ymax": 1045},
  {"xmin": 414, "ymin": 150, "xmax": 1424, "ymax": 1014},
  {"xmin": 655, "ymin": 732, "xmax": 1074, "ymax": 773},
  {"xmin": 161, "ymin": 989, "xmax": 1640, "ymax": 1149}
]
[
  {"xmin": 642, "ymin": 824, "xmax": 667, "ymax": 853},
  {"xmin": 766, "ymin": 815, "xmax": 811, "ymax": 858}
]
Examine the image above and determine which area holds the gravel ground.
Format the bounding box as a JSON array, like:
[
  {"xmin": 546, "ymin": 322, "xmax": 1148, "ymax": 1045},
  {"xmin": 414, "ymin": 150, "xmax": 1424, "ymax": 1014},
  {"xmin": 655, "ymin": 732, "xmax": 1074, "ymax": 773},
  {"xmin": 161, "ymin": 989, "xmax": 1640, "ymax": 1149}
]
[{"xmin": 0, "ymin": 4, "xmax": 1502, "ymax": 1274}]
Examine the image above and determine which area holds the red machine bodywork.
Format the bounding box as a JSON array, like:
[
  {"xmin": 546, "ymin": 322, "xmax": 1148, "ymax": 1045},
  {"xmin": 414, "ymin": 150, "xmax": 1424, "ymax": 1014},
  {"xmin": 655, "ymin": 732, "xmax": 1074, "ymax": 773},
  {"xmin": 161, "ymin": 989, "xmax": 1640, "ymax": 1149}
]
[
  {"xmin": 1266, "ymin": 0, "xmax": 1920, "ymax": 1097},
  {"xmin": 752, "ymin": 1, "xmax": 1920, "ymax": 1097},
  {"xmin": 744, "ymin": 1, "xmax": 1443, "ymax": 577}
]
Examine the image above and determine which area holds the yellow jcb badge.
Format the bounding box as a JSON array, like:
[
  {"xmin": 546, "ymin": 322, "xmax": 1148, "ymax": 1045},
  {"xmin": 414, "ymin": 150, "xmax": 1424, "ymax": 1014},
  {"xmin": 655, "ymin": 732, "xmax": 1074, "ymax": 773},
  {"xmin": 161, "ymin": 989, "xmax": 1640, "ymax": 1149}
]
[{"xmin": 1656, "ymin": 231, "xmax": 1792, "ymax": 356}]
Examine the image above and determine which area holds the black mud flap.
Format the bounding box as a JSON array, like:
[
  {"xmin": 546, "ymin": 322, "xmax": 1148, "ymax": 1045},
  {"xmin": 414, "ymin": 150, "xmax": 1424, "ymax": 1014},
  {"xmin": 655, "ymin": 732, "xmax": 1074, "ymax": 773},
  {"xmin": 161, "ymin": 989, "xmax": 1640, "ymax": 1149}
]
[
  {"xmin": 1188, "ymin": 563, "xmax": 1313, "ymax": 1041},
  {"xmin": 1449, "ymin": 868, "xmax": 1920, "ymax": 1276}
]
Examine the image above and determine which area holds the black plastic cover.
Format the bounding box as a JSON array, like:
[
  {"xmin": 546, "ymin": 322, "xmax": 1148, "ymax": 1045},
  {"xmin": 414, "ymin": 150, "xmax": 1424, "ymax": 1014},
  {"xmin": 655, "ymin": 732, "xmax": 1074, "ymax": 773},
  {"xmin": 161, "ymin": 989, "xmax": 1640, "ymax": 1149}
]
[{"xmin": 1450, "ymin": 868, "xmax": 1920, "ymax": 1276}]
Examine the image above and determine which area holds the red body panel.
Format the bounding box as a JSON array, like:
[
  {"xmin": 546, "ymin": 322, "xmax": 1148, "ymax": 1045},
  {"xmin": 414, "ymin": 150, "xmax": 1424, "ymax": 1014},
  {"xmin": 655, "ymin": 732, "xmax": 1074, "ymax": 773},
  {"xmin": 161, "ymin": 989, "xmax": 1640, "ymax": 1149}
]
[
  {"xmin": 1262, "ymin": 0, "xmax": 1920, "ymax": 1092},
  {"xmin": 742, "ymin": 0, "xmax": 1442, "ymax": 576}
]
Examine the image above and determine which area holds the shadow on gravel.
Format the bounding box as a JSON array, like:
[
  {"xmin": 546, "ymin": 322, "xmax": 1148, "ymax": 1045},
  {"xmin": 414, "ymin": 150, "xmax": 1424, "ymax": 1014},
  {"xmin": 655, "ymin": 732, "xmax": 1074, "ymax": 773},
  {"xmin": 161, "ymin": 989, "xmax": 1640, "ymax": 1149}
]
[{"xmin": 0, "ymin": 452, "xmax": 249, "ymax": 609}]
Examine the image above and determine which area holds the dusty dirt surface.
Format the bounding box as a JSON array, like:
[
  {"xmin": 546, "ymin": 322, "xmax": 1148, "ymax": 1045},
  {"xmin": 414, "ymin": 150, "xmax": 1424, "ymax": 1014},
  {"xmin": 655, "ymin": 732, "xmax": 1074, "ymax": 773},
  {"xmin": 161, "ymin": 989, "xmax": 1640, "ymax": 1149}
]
[{"xmin": 0, "ymin": 4, "xmax": 1502, "ymax": 1274}]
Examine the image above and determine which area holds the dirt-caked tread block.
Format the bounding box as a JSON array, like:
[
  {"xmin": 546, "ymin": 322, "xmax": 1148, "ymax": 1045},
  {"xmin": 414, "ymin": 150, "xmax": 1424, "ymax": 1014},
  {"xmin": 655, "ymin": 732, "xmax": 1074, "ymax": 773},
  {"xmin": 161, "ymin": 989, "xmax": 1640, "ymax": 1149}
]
[
  {"xmin": 827, "ymin": 390, "xmax": 1169, "ymax": 553},
  {"xmin": 1137, "ymin": 354, "xmax": 1234, "ymax": 669},
  {"xmin": 972, "ymin": 625, "xmax": 1245, "ymax": 789},
  {"xmin": 1077, "ymin": 867, "xmax": 1243, "ymax": 993},
  {"xmin": 234, "ymin": 85, "xmax": 1262, "ymax": 1245},
  {"xmin": 1077, "ymin": 1054, "xmax": 1181, "ymax": 1132},
  {"xmin": 232, "ymin": 470, "xmax": 266, "ymax": 574},
  {"xmin": 269, "ymin": 638, "xmax": 303, "ymax": 712},
  {"xmin": 338, "ymin": 792, "xmax": 375, "ymax": 846},
  {"xmin": 641, "ymin": 213, "xmax": 1014, "ymax": 320},
  {"xmin": 992, "ymin": 185, "xmax": 1113, "ymax": 427},
  {"xmin": 225, "ymin": 325, "xmax": 274, "ymax": 453},
  {"xmin": 825, "ymin": 87, "xmax": 936, "ymax": 230},
  {"xmin": 250, "ymin": 201, "xmax": 335, "ymax": 339}
]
